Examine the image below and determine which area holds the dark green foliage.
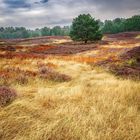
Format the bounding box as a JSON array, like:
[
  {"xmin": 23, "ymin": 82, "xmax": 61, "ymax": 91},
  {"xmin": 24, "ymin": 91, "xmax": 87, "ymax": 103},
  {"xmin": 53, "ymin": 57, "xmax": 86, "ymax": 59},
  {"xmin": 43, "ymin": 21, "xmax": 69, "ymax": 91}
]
[
  {"xmin": 97, "ymin": 19, "xmax": 104, "ymax": 30},
  {"xmin": 124, "ymin": 15, "xmax": 140, "ymax": 31},
  {"xmin": 49, "ymin": 26, "xmax": 70, "ymax": 36},
  {"xmin": 70, "ymin": 14, "xmax": 102, "ymax": 43},
  {"xmin": 0, "ymin": 26, "xmax": 70, "ymax": 39},
  {"xmin": 0, "ymin": 27, "xmax": 30, "ymax": 39},
  {"xmin": 51, "ymin": 26, "xmax": 62, "ymax": 36},
  {"xmin": 102, "ymin": 18, "xmax": 125, "ymax": 34},
  {"xmin": 102, "ymin": 15, "xmax": 140, "ymax": 34},
  {"xmin": 62, "ymin": 26, "xmax": 71, "ymax": 36},
  {"xmin": 29, "ymin": 30, "xmax": 40, "ymax": 37},
  {"xmin": 41, "ymin": 27, "xmax": 51, "ymax": 36}
]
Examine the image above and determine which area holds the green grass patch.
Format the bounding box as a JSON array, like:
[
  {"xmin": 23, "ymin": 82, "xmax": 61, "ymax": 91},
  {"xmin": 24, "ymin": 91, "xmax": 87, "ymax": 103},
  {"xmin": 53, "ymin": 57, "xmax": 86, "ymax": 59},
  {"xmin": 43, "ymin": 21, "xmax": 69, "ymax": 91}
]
[{"xmin": 125, "ymin": 58, "xmax": 138, "ymax": 67}]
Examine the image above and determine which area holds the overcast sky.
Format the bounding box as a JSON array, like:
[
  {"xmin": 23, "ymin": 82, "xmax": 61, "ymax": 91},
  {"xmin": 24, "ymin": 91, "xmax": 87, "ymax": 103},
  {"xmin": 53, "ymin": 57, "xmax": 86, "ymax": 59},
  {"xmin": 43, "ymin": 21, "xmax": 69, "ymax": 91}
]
[{"xmin": 0, "ymin": 0, "xmax": 140, "ymax": 29}]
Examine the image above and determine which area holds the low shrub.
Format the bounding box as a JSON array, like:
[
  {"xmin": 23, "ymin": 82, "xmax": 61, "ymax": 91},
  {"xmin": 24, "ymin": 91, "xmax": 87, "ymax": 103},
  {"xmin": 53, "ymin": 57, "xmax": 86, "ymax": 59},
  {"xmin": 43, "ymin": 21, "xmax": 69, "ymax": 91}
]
[
  {"xmin": 0, "ymin": 86, "xmax": 17, "ymax": 107},
  {"xmin": 38, "ymin": 66, "xmax": 71, "ymax": 82},
  {"xmin": 38, "ymin": 66, "xmax": 52, "ymax": 75},
  {"xmin": 126, "ymin": 58, "xmax": 138, "ymax": 66},
  {"xmin": 109, "ymin": 64, "xmax": 140, "ymax": 80},
  {"xmin": 40, "ymin": 72, "xmax": 71, "ymax": 82}
]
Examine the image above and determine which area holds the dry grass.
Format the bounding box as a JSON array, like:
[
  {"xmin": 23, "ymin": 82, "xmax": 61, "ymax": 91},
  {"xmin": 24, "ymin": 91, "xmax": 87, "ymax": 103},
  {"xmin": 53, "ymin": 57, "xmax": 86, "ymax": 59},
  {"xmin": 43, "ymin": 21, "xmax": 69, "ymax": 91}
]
[
  {"xmin": 0, "ymin": 57, "xmax": 140, "ymax": 140},
  {"xmin": 136, "ymin": 35, "xmax": 140, "ymax": 39}
]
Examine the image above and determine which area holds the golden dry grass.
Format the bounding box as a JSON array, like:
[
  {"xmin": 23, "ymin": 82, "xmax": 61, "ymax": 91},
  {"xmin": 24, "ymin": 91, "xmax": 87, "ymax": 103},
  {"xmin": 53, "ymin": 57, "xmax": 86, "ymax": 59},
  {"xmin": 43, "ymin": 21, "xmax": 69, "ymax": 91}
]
[
  {"xmin": 0, "ymin": 57, "xmax": 140, "ymax": 140},
  {"xmin": 136, "ymin": 35, "xmax": 140, "ymax": 39}
]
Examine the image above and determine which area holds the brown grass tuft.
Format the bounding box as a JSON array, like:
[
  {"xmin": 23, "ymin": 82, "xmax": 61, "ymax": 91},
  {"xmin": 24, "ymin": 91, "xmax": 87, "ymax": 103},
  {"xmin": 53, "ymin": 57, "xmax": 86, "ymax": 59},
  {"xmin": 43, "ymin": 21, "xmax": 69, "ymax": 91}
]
[{"xmin": 15, "ymin": 74, "xmax": 29, "ymax": 85}]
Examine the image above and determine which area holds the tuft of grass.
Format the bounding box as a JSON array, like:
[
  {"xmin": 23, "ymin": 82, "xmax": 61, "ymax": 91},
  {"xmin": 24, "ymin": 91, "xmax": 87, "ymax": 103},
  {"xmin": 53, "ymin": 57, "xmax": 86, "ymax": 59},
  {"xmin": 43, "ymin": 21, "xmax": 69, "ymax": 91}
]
[
  {"xmin": 15, "ymin": 74, "xmax": 29, "ymax": 85},
  {"xmin": 0, "ymin": 74, "xmax": 10, "ymax": 86}
]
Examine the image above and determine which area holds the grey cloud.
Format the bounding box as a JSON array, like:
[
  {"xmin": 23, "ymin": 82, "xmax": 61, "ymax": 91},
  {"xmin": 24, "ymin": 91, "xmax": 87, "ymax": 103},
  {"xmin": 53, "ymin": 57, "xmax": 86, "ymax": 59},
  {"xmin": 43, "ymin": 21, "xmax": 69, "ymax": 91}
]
[{"xmin": 0, "ymin": 0, "xmax": 140, "ymax": 28}]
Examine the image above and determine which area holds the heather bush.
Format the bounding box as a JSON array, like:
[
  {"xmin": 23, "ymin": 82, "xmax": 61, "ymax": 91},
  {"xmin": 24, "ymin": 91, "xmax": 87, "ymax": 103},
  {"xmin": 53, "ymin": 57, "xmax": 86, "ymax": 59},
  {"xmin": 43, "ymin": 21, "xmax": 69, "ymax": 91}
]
[
  {"xmin": 39, "ymin": 72, "xmax": 71, "ymax": 82},
  {"xmin": 53, "ymin": 73, "xmax": 72, "ymax": 82},
  {"xmin": 38, "ymin": 66, "xmax": 71, "ymax": 82},
  {"xmin": 0, "ymin": 86, "xmax": 17, "ymax": 107},
  {"xmin": 38, "ymin": 66, "xmax": 53, "ymax": 75}
]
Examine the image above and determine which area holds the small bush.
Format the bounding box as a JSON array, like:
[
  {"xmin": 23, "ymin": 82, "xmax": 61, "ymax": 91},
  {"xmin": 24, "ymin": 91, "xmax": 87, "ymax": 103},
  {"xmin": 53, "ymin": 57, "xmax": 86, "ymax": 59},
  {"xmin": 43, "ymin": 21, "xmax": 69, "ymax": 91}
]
[
  {"xmin": 38, "ymin": 66, "xmax": 52, "ymax": 75},
  {"xmin": 126, "ymin": 58, "xmax": 137, "ymax": 66},
  {"xmin": 0, "ymin": 86, "xmax": 17, "ymax": 107},
  {"xmin": 40, "ymin": 72, "xmax": 71, "ymax": 82},
  {"xmin": 38, "ymin": 66, "xmax": 71, "ymax": 82}
]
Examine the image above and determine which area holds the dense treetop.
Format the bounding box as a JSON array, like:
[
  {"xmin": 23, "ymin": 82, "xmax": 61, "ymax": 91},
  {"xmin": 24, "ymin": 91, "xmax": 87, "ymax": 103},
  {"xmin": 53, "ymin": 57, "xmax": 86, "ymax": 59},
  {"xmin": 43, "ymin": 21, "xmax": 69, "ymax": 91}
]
[
  {"xmin": 70, "ymin": 14, "xmax": 102, "ymax": 43},
  {"xmin": 102, "ymin": 15, "xmax": 140, "ymax": 34}
]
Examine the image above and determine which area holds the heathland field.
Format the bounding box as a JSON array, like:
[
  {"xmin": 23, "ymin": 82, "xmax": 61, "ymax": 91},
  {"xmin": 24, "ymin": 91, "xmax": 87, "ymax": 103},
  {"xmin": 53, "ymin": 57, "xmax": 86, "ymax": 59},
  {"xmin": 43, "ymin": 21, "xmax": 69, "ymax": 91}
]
[{"xmin": 0, "ymin": 32, "xmax": 140, "ymax": 140}]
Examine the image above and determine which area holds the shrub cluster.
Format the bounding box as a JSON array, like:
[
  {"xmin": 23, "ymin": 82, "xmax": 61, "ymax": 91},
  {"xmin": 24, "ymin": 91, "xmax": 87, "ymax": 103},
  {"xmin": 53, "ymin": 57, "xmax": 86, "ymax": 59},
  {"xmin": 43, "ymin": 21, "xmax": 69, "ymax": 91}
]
[
  {"xmin": 38, "ymin": 65, "xmax": 71, "ymax": 82},
  {"xmin": 0, "ymin": 86, "xmax": 17, "ymax": 107}
]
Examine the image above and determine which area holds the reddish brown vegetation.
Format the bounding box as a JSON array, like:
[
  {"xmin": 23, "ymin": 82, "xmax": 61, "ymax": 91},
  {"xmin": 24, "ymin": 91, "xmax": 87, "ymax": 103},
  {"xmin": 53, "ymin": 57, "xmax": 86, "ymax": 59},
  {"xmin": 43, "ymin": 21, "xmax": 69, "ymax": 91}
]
[
  {"xmin": 109, "ymin": 65, "xmax": 140, "ymax": 79},
  {"xmin": 0, "ymin": 36, "xmax": 69, "ymax": 44},
  {"xmin": 38, "ymin": 65, "xmax": 71, "ymax": 82},
  {"xmin": 0, "ymin": 86, "xmax": 17, "ymax": 107},
  {"xmin": 0, "ymin": 52, "xmax": 47, "ymax": 59},
  {"xmin": 0, "ymin": 32, "xmax": 140, "ymax": 79},
  {"xmin": 111, "ymin": 46, "xmax": 140, "ymax": 79},
  {"xmin": 105, "ymin": 32, "xmax": 140, "ymax": 40},
  {"xmin": 0, "ymin": 36, "xmax": 70, "ymax": 55},
  {"xmin": 30, "ymin": 45, "xmax": 56, "ymax": 53},
  {"xmin": 0, "ymin": 46, "xmax": 16, "ymax": 52},
  {"xmin": 2, "ymin": 67, "xmax": 37, "ymax": 77},
  {"xmin": 120, "ymin": 46, "xmax": 140, "ymax": 60},
  {"xmin": 46, "ymin": 63, "xmax": 58, "ymax": 69},
  {"xmin": 0, "ymin": 67, "xmax": 37, "ymax": 85},
  {"xmin": 36, "ymin": 44, "xmax": 97, "ymax": 55}
]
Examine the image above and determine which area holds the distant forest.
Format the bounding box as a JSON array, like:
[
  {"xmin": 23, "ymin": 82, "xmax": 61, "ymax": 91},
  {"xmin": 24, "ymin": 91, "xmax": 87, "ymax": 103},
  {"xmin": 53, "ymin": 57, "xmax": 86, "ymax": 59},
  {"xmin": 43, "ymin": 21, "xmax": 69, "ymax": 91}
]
[{"xmin": 0, "ymin": 15, "xmax": 139, "ymax": 39}]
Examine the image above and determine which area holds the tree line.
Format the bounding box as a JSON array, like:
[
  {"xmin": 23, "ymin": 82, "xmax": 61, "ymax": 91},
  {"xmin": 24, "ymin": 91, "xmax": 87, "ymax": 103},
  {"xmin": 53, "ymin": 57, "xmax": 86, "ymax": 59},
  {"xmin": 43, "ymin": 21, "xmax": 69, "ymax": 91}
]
[
  {"xmin": 0, "ymin": 26, "xmax": 70, "ymax": 39},
  {"xmin": 0, "ymin": 15, "xmax": 139, "ymax": 39},
  {"xmin": 101, "ymin": 15, "xmax": 140, "ymax": 34}
]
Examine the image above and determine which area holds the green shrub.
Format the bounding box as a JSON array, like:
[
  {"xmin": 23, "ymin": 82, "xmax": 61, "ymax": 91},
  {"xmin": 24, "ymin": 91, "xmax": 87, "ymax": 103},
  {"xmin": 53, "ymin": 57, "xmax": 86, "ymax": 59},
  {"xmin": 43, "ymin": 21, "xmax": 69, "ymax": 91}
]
[{"xmin": 126, "ymin": 59, "xmax": 137, "ymax": 66}]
